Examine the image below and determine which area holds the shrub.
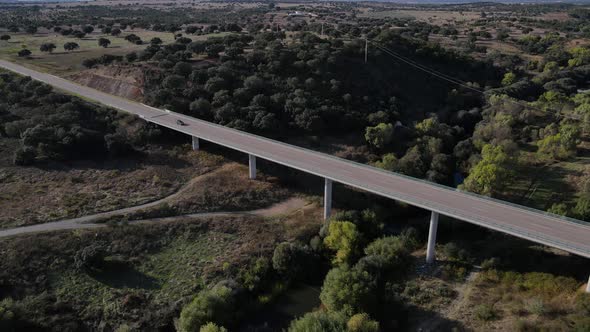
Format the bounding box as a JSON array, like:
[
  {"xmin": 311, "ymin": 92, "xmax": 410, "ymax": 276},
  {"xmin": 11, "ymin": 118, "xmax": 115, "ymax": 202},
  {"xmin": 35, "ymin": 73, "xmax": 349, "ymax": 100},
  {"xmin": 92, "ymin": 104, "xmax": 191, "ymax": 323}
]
[
  {"xmin": 199, "ymin": 322, "xmax": 227, "ymax": 332},
  {"xmin": 13, "ymin": 146, "xmax": 36, "ymax": 166},
  {"xmin": 480, "ymin": 257, "xmax": 500, "ymax": 271},
  {"xmin": 364, "ymin": 236, "xmax": 408, "ymax": 268},
  {"xmin": 240, "ymin": 257, "xmax": 271, "ymax": 292},
  {"xmin": 442, "ymin": 242, "xmax": 470, "ymax": 262},
  {"xmin": 399, "ymin": 227, "xmax": 421, "ymax": 250},
  {"xmin": 0, "ymin": 299, "xmax": 17, "ymax": 330},
  {"xmin": 272, "ymin": 242, "xmax": 311, "ymax": 277},
  {"xmin": 347, "ymin": 313, "xmax": 379, "ymax": 332},
  {"xmin": 441, "ymin": 264, "xmax": 467, "ymax": 281},
  {"xmin": 177, "ymin": 282, "xmax": 238, "ymax": 332},
  {"xmin": 526, "ymin": 297, "xmax": 546, "ymax": 316},
  {"xmin": 74, "ymin": 242, "xmax": 108, "ymax": 271},
  {"xmin": 547, "ymin": 203, "xmax": 568, "ymax": 216},
  {"xmin": 475, "ymin": 304, "xmax": 497, "ymax": 321},
  {"xmin": 575, "ymin": 293, "xmax": 590, "ymax": 315},
  {"xmin": 287, "ymin": 311, "xmax": 347, "ymax": 332},
  {"xmin": 319, "ymin": 265, "xmax": 378, "ymax": 317}
]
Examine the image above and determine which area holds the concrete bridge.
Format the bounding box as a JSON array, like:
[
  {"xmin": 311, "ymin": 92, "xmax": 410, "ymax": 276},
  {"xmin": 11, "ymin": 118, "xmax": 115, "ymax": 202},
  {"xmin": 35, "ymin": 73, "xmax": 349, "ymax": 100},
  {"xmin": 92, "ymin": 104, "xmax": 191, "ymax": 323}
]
[{"xmin": 1, "ymin": 60, "xmax": 588, "ymax": 292}]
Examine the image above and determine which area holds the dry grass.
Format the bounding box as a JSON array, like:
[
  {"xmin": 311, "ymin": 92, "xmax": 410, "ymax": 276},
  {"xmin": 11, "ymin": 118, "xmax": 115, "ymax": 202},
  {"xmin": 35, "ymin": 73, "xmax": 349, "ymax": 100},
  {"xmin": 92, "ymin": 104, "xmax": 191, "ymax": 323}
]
[
  {"xmin": 0, "ymin": 144, "xmax": 225, "ymax": 229},
  {"xmin": 0, "ymin": 30, "xmax": 230, "ymax": 75},
  {"xmin": 0, "ymin": 29, "xmax": 175, "ymax": 75},
  {"xmin": 359, "ymin": 9, "xmax": 481, "ymax": 25},
  {"xmin": 100, "ymin": 162, "xmax": 293, "ymax": 222},
  {"xmin": 453, "ymin": 270, "xmax": 587, "ymax": 331}
]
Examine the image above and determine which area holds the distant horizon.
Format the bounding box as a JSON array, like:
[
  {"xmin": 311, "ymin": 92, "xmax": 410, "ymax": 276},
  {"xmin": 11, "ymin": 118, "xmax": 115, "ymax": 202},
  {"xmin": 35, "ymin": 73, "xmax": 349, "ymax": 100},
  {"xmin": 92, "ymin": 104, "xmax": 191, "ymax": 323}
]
[{"xmin": 2, "ymin": 0, "xmax": 590, "ymax": 4}]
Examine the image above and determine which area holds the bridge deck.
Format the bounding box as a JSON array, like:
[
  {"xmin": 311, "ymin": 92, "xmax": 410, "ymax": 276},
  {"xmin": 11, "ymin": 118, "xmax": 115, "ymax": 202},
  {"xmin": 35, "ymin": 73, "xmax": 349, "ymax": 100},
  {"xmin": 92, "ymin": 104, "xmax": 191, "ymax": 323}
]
[{"xmin": 2, "ymin": 59, "xmax": 589, "ymax": 258}]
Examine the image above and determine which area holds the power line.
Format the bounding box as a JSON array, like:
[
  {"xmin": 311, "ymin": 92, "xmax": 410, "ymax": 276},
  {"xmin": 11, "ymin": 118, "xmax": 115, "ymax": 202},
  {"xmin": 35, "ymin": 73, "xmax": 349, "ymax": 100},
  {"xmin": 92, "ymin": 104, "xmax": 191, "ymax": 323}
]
[
  {"xmin": 353, "ymin": 33, "xmax": 581, "ymax": 121},
  {"xmin": 369, "ymin": 40, "xmax": 474, "ymax": 87},
  {"xmin": 370, "ymin": 41, "xmax": 482, "ymax": 93}
]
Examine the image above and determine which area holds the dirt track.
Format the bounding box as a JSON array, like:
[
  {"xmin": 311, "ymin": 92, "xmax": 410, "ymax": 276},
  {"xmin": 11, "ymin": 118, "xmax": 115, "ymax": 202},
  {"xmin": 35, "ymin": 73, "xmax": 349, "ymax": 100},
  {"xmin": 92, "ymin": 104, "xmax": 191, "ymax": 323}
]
[{"xmin": 0, "ymin": 196, "xmax": 308, "ymax": 239}]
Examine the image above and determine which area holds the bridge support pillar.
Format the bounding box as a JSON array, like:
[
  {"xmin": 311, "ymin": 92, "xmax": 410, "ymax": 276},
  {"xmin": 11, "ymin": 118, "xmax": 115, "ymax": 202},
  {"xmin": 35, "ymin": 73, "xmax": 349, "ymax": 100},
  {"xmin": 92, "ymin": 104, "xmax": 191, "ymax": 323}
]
[
  {"xmin": 586, "ymin": 275, "xmax": 590, "ymax": 293},
  {"xmin": 324, "ymin": 178, "xmax": 332, "ymax": 220},
  {"xmin": 192, "ymin": 136, "xmax": 199, "ymax": 151},
  {"xmin": 249, "ymin": 154, "xmax": 256, "ymax": 180},
  {"xmin": 426, "ymin": 211, "xmax": 439, "ymax": 264}
]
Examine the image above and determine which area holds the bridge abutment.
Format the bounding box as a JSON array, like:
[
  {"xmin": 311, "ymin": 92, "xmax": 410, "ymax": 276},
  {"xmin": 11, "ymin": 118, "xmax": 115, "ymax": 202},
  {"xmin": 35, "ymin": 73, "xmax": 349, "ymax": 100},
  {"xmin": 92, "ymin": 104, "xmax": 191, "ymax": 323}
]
[
  {"xmin": 426, "ymin": 211, "xmax": 439, "ymax": 264},
  {"xmin": 324, "ymin": 178, "xmax": 332, "ymax": 220},
  {"xmin": 192, "ymin": 136, "xmax": 199, "ymax": 151},
  {"xmin": 249, "ymin": 155, "xmax": 256, "ymax": 180}
]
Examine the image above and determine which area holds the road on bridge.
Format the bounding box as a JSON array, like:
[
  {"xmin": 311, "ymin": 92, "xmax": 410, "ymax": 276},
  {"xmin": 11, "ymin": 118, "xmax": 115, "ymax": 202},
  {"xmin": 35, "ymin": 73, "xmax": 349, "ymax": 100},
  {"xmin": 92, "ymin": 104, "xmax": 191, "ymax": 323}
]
[{"xmin": 1, "ymin": 59, "xmax": 589, "ymax": 258}]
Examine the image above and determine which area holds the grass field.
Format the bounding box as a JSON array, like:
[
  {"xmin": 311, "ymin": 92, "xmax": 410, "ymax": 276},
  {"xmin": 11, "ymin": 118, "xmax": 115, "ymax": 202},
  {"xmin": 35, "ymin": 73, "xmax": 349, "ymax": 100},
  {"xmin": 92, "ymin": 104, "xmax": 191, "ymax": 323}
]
[
  {"xmin": 0, "ymin": 211, "xmax": 323, "ymax": 330},
  {"xmin": 359, "ymin": 9, "xmax": 481, "ymax": 24},
  {"xmin": 0, "ymin": 30, "xmax": 174, "ymax": 74},
  {"xmin": 0, "ymin": 30, "xmax": 230, "ymax": 75}
]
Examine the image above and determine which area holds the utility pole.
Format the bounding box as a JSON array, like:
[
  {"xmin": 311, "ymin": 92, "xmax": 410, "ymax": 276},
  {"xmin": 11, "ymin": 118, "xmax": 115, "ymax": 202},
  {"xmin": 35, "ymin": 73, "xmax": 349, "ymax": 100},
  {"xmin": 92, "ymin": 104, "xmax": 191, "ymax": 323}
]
[{"xmin": 364, "ymin": 38, "xmax": 368, "ymax": 64}]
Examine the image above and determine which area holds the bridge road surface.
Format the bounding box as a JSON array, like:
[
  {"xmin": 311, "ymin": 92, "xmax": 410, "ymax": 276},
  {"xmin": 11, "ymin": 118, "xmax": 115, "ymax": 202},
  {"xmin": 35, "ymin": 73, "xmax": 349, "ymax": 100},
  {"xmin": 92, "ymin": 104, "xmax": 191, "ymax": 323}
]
[{"xmin": 1, "ymin": 59, "xmax": 590, "ymax": 259}]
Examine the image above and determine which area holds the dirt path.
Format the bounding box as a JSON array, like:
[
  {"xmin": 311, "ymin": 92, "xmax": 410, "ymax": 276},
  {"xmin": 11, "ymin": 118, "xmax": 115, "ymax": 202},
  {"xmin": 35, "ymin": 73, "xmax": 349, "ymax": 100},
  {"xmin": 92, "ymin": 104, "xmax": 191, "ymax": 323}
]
[
  {"xmin": 0, "ymin": 197, "xmax": 308, "ymax": 239},
  {"xmin": 446, "ymin": 270, "xmax": 480, "ymax": 320},
  {"xmin": 413, "ymin": 269, "xmax": 480, "ymax": 331}
]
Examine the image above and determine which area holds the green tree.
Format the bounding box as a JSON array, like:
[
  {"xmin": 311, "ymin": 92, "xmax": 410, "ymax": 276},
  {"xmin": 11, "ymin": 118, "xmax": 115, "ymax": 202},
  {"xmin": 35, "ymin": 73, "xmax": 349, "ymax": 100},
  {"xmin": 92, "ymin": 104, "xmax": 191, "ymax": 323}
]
[
  {"xmin": 178, "ymin": 283, "xmax": 235, "ymax": 332},
  {"xmin": 364, "ymin": 236, "xmax": 409, "ymax": 268},
  {"xmin": 73, "ymin": 30, "xmax": 86, "ymax": 39},
  {"xmin": 320, "ymin": 265, "xmax": 378, "ymax": 317},
  {"xmin": 174, "ymin": 62, "xmax": 193, "ymax": 77},
  {"xmin": 272, "ymin": 242, "xmax": 311, "ymax": 276},
  {"xmin": 501, "ymin": 72, "xmax": 517, "ymax": 86},
  {"xmin": 162, "ymin": 74, "xmax": 185, "ymax": 90},
  {"xmin": 17, "ymin": 49, "xmax": 31, "ymax": 57},
  {"xmin": 150, "ymin": 37, "xmax": 163, "ymax": 45},
  {"xmin": 460, "ymin": 144, "xmax": 515, "ymax": 196},
  {"xmin": 98, "ymin": 37, "xmax": 111, "ymax": 48},
  {"xmin": 415, "ymin": 117, "xmax": 439, "ymax": 136},
  {"xmin": 568, "ymin": 47, "xmax": 590, "ymax": 67},
  {"xmin": 537, "ymin": 124, "xmax": 579, "ymax": 160},
  {"xmin": 64, "ymin": 42, "xmax": 79, "ymax": 52},
  {"xmin": 83, "ymin": 25, "xmax": 94, "ymax": 34},
  {"xmin": 125, "ymin": 52, "xmax": 137, "ymax": 62},
  {"xmin": 324, "ymin": 221, "xmax": 362, "ymax": 264},
  {"xmin": 375, "ymin": 153, "xmax": 398, "ymax": 171},
  {"xmin": 40, "ymin": 43, "xmax": 56, "ymax": 53},
  {"xmin": 189, "ymin": 98, "xmax": 212, "ymax": 119},
  {"xmin": 364, "ymin": 123, "xmax": 394, "ymax": 150},
  {"xmin": 347, "ymin": 313, "xmax": 379, "ymax": 332}
]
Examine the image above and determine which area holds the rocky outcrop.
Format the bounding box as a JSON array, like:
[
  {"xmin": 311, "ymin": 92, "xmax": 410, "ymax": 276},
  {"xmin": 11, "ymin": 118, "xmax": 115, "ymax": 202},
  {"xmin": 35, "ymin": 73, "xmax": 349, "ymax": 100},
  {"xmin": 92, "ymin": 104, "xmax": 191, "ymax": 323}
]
[{"xmin": 68, "ymin": 65, "xmax": 146, "ymax": 101}]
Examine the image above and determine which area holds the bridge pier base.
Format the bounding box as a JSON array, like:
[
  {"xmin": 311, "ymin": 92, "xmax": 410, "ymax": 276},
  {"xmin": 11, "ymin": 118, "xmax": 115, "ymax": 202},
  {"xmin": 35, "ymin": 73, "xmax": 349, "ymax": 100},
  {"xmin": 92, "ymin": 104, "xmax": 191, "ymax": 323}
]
[
  {"xmin": 192, "ymin": 136, "xmax": 199, "ymax": 151},
  {"xmin": 249, "ymin": 155, "xmax": 256, "ymax": 180},
  {"xmin": 324, "ymin": 178, "xmax": 332, "ymax": 220},
  {"xmin": 426, "ymin": 211, "xmax": 439, "ymax": 264},
  {"xmin": 586, "ymin": 275, "xmax": 590, "ymax": 293}
]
